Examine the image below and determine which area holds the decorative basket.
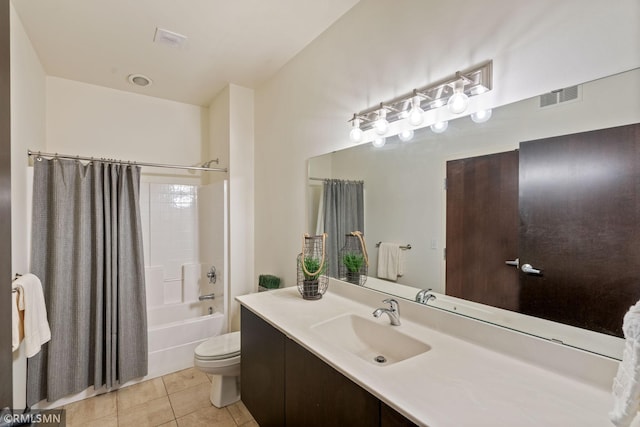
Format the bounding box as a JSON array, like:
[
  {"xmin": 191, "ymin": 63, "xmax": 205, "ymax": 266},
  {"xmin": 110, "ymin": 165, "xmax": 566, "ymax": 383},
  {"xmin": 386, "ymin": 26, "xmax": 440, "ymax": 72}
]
[
  {"xmin": 338, "ymin": 231, "xmax": 369, "ymax": 286},
  {"xmin": 296, "ymin": 233, "xmax": 329, "ymax": 300}
]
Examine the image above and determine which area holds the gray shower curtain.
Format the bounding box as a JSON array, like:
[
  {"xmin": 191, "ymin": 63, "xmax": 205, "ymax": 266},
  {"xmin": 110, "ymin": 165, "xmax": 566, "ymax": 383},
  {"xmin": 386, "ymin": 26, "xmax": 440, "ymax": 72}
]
[
  {"xmin": 322, "ymin": 180, "xmax": 364, "ymax": 278},
  {"xmin": 27, "ymin": 158, "xmax": 147, "ymax": 405}
]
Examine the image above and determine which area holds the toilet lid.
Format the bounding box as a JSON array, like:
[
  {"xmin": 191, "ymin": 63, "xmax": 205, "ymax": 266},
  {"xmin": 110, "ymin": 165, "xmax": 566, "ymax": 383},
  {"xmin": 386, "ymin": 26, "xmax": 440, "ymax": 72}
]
[{"xmin": 195, "ymin": 331, "xmax": 241, "ymax": 360}]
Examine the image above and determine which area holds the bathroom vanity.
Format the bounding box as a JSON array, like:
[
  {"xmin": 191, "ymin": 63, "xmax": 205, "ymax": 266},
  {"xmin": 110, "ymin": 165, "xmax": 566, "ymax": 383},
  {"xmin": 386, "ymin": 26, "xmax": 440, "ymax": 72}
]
[{"xmin": 237, "ymin": 280, "xmax": 616, "ymax": 427}]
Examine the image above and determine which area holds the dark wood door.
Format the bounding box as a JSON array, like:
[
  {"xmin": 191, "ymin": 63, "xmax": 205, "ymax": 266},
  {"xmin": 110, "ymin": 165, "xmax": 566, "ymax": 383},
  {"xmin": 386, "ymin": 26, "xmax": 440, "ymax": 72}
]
[
  {"xmin": 446, "ymin": 150, "xmax": 520, "ymax": 311},
  {"xmin": 519, "ymin": 123, "xmax": 640, "ymax": 337}
]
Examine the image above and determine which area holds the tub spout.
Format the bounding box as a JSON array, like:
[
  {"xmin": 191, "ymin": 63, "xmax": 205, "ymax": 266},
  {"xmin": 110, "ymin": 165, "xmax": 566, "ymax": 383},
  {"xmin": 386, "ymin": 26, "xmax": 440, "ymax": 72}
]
[{"xmin": 199, "ymin": 293, "xmax": 215, "ymax": 301}]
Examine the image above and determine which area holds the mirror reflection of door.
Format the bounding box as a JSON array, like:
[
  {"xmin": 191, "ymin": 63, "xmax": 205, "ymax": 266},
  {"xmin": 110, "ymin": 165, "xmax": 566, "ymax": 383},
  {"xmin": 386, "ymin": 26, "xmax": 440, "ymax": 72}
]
[
  {"xmin": 446, "ymin": 150, "xmax": 519, "ymax": 311},
  {"xmin": 446, "ymin": 123, "xmax": 640, "ymax": 338}
]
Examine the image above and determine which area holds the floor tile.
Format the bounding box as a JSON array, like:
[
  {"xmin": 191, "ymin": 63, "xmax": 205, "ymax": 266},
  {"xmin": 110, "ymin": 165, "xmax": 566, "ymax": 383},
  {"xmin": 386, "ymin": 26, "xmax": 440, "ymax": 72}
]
[
  {"xmin": 175, "ymin": 406, "xmax": 236, "ymax": 427},
  {"xmin": 118, "ymin": 395, "xmax": 175, "ymax": 427},
  {"xmin": 168, "ymin": 382, "xmax": 212, "ymax": 418},
  {"xmin": 64, "ymin": 391, "xmax": 116, "ymax": 426},
  {"xmin": 76, "ymin": 413, "xmax": 118, "ymax": 427},
  {"xmin": 117, "ymin": 377, "xmax": 167, "ymax": 411},
  {"xmin": 238, "ymin": 420, "xmax": 259, "ymax": 427},
  {"xmin": 162, "ymin": 367, "xmax": 210, "ymax": 394},
  {"xmin": 227, "ymin": 401, "xmax": 255, "ymax": 425},
  {"xmin": 157, "ymin": 421, "xmax": 178, "ymax": 427}
]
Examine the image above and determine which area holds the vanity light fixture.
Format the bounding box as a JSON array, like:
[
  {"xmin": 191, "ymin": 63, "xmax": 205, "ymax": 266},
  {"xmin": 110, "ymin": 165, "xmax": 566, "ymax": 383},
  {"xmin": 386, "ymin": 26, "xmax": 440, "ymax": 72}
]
[
  {"xmin": 373, "ymin": 106, "xmax": 390, "ymax": 135},
  {"xmin": 430, "ymin": 121, "xmax": 448, "ymax": 134},
  {"xmin": 447, "ymin": 73, "xmax": 470, "ymax": 114},
  {"xmin": 408, "ymin": 93, "xmax": 425, "ymax": 126},
  {"xmin": 471, "ymin": 109, "xmax": 492, "ymax": 123},
  {"xmin": 397, "ymin": 129, "xmax": 414, "ymax": 142},
  {"xmin": 372, "ymin": 137, "xmax": 386, "ymax": 148},
  {"xmin": 349, "ymin": 115, "xmax": 364, "ymax": 143},
  {"xmin": 347, "ymin": 60, "xmax": 492, "ymax": 144}
]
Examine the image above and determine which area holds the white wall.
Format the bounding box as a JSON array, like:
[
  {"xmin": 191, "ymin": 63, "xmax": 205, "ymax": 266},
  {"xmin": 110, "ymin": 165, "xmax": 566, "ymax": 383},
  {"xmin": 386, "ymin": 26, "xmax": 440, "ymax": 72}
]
[
  {"xmin": 46, "ymin": 76, "xmax": 207, "ymax": 183},
  {"xmin": 227, "ymin": 84, "xmax": 254, "ymax": 331},
  {"xmin": 10, "ymin": 2, "xmax": 46, "ymax": 409},
  {"xmin": 254, "ymin": 0, "xmax": 640, "ymax": 288}
]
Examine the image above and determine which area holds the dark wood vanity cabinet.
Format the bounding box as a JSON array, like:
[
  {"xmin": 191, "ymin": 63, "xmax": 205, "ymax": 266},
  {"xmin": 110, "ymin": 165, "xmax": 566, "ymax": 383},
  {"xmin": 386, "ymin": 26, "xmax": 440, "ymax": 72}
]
[{"xmin": 241, "ymin": 306, "xmax": 418, "ymax": 427}]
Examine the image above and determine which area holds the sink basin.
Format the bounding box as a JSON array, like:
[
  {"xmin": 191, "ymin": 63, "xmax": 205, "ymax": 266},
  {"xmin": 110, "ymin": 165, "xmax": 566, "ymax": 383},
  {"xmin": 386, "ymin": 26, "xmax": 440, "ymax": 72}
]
[{"xmin": 310, "ymin": 314, "xmax": 431, "ymax": 366}]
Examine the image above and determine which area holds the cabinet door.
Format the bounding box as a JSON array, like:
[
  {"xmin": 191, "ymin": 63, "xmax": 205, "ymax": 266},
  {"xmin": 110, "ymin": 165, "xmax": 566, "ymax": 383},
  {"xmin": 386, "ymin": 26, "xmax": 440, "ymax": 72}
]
[
  {"xmin": 240, "ymin": 306, "xmax": 285, "ymax": 427},
  {"xmin": 285, "ymin": 338, "xmax": 380, "ymax": 427},
  {"xmin": 381, "ymin": 402, "xmax": 419, "ymax": 427}
]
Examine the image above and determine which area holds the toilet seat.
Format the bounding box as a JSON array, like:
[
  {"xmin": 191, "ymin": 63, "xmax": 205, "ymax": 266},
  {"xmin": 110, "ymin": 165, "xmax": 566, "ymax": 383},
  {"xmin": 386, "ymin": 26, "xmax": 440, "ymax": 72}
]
[{"xmin": 195, "ymin": 331, "xmax": 240, "ymax": 360}]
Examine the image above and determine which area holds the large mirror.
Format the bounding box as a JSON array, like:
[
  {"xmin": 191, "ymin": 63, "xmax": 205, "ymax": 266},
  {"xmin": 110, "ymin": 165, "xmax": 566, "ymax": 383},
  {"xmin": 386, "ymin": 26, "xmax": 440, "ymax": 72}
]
[{"xmin": 308, "ymin": 68, "xmax": 640, "ymax": 360}]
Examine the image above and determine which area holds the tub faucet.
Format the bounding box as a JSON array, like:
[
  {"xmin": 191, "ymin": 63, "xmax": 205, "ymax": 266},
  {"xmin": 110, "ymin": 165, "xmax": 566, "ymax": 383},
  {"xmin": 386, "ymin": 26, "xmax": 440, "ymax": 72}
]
[
  {"xmin": 372, "ymin": 298, "xmax": 401, "ymax": 326},
  {"xmin": 198, "ymin": 293, "xmax": 215, "ymax": 301},
  {"xmin": 415, "ymin": 289, "xmax": 436, "ymax": 304}
]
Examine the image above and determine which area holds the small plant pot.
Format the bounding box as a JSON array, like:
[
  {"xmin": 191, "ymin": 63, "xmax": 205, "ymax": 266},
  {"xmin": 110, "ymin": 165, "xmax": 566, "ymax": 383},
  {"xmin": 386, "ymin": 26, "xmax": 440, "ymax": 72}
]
[
  {"xmin": 346, "ymin": 271, "xmax": 361, "ymax": 286},
  {"xmin": 302, "ymin": 279, "xmax": 322, "ymax": 300}
]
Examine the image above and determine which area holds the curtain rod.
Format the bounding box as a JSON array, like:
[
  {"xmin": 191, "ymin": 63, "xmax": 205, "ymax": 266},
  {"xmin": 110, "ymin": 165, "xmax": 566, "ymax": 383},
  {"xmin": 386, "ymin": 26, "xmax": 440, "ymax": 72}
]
[
  {"xmin": 308, "ymin": 177, "xmax": 364, "ymax": 184},
  {"xmin": 27, "ymin": 150, "xmax": 227, "ymax": 173}
]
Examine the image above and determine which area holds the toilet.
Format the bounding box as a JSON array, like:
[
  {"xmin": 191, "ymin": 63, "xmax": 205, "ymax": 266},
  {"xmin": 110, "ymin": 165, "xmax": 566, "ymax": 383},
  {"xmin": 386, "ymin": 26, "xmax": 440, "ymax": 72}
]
[{"xmin": 194, "ymin": 331, "xmax": 241, "ymax": 408}]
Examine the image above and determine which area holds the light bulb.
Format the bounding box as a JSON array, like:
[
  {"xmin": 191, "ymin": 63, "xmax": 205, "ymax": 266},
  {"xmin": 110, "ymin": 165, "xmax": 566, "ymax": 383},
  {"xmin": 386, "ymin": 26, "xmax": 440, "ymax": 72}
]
[
  {"xmin": 373, "ymin": 108, "xmax": 389, "ymax": 135},
  {"xmin": 447, "ymin": 79, "xmax": 469, "ymax": 114},
  {"xmin": 408, "ymin": 95, "xmax": 425, "ymax": 126},
  {"xmin": 470, "ymin": 109, "xmax": 492, "ymax": 123},
  {"xmin": 349, "ymin": 117, "xmax": 363, "ymax": 142},
  {"xmin": 372, "ymin": 137, "xmax": 386, "ymax": 148},
  {"xmin": 431, "ymin": 121, "xmax": 448, "ymax": 134},
  {"xmin": 398, "ymin": 129, "xmax": 414, "ymax": 142}
]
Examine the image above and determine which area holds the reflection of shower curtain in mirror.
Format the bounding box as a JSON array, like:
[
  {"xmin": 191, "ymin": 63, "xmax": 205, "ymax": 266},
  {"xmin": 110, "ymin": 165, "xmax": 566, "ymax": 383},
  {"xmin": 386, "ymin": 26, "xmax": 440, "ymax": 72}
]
[
  {"xmin": 319, "ymin": 180, "xmax": 364, "ymax": 278},
  {"xmin": 27, "ymin": 158, "xmax": 147, "ymax": 405}
]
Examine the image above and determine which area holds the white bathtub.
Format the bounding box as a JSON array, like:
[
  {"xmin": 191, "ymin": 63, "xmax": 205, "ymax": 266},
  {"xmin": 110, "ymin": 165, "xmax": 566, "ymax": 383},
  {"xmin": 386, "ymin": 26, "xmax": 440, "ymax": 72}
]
[{"xmin": 147, "ymin": 302, "xmax": 225, "ymax": 377}]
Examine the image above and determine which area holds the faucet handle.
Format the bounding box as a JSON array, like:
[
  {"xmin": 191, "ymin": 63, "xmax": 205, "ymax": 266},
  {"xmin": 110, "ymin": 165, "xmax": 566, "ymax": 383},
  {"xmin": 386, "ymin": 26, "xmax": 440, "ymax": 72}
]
[{"xmin": 383, "ymin": 298, "xmax": 399, "ymax": 313}]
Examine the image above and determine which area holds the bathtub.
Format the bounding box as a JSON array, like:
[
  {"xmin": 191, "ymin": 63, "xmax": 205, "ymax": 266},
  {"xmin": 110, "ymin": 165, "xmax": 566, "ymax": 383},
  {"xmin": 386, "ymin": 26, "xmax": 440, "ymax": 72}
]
[{"xmin": 147, "ymin": 301, "xmax": 225, "ymax": 378}]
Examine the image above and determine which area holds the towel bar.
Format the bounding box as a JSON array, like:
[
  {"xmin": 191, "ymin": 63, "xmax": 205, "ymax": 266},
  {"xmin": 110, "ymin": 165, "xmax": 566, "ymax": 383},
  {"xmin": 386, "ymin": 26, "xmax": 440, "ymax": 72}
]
[{"xmin": 376, "ymin": 242, "xmax": 412, "ymax": 250}]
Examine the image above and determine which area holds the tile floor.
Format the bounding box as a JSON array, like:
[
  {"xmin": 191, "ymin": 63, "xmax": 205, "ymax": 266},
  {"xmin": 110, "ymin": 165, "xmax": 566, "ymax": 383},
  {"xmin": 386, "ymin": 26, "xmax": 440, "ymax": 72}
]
[{"xmin": 60, "ymin": 368, "xmax": 258, "ymax": 427}]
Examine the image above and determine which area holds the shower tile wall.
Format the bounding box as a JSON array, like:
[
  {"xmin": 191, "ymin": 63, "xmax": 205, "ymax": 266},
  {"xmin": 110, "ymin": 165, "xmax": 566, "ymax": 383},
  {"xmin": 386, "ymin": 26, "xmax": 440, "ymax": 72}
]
[{"xmin": 140, "ymin": 183, "xmax": 199, "ymax": 307}]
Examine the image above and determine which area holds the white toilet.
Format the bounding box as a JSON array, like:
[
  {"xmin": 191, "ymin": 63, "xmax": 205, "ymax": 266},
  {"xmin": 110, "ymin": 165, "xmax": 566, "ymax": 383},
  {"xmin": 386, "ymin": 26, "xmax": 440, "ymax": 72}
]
[{"xmin": 194, "ymin": 331, "xmax": 241, "ymax": 408}]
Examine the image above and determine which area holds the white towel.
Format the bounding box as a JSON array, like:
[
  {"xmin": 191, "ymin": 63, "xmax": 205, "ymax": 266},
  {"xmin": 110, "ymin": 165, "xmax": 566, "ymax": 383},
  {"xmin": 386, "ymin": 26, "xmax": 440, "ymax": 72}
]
[
  {"xmin": 12, "ymin": 274, "xmax": 51, "ymax": 358},
  {"xmin": 610, "ymin": 300, "xmax": 640, "ymax": 426},
  {"xmin": 11, "ymin": 287, "xmax": 24, "ymax": 351},
  {"xmin": 377, "ymin": 243, "xmax": 403, "ymax": 281}
]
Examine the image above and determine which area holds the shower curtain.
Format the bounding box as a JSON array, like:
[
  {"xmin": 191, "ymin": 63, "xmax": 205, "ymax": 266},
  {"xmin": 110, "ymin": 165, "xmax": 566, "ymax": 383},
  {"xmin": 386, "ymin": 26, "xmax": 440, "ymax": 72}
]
[
  {"xmin": 27, "ymin": 158, "xmax": 148, "ymax": 405},
  {"xmin": 320, "ymin": 180, "xmax": 364, "ymax": 278}
]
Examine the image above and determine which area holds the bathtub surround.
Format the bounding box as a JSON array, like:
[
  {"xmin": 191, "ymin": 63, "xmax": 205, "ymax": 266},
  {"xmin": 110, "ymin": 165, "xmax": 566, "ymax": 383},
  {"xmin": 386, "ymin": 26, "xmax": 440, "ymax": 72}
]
[{"xmin": 28, "ymin": 159, "xmax": 147, "ymax": 405}]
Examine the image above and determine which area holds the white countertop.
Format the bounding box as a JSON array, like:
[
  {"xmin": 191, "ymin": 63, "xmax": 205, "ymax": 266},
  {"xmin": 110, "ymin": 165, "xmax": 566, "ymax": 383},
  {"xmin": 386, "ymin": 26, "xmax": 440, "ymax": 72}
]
[{"xmin": 237, "ymin": 281, "xmax": 616, "ymax": 427}]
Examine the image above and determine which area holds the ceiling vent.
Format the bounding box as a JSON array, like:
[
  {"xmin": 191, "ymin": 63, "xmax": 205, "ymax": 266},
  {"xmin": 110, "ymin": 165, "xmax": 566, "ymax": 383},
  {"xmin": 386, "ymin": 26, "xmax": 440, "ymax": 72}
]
[
  {"xmin": 539, "ymin": 85, "xmax": 581, "ymax": 108},
  {"xmin": 154, "ymin": 28, "xmax": 188, "ymax": 48}
]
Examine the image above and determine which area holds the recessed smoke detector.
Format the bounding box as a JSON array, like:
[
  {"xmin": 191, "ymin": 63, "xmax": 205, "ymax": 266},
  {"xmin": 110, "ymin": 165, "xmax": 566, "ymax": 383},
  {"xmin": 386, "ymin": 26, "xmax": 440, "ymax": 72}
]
[
  {"xmin": 128, "ymin": 74, "xmax": 153, "ymax": 87},
  {"xmin": 154, "ymin": 27, "xmax": 188, "ymax": 48}
]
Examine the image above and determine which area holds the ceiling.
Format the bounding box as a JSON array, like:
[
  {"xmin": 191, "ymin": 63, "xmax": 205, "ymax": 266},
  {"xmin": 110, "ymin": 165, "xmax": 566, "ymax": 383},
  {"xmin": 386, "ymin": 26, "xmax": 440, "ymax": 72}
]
[{"xmin": 13, "ymin": 0, "xmax": 360, "ymax": 106}]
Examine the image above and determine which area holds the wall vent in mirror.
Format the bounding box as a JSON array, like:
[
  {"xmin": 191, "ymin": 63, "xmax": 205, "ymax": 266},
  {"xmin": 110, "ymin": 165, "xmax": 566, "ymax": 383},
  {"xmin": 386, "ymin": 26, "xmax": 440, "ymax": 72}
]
[{"xmin": 539, "ymin": 85, "xmax": 580, "ymax": 108}]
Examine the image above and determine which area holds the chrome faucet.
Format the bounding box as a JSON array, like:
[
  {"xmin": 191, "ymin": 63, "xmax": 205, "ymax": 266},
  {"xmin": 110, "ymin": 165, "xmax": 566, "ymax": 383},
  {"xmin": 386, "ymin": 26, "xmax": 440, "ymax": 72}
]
[
  {"xmin": 415, "ymin": 289, "xmax": 436, "ymax": 304},
  {"xmin": 198, "ymin": 293, "xmax": 215, "ymax": 301},
  {"xmin": 372, "ymin": 298, "xmax": 401, "ymax": 326}
]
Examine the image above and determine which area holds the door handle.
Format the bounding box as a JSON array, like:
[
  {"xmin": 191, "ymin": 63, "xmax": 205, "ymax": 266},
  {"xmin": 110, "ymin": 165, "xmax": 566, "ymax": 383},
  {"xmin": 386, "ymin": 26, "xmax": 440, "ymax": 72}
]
[
  {"xmin": 521, "ymin": 263, "xmax": 542, "ymax": 275},
  {"xmin": 505, "ymin": 258, "xmax": 519, "ymax": 267}
]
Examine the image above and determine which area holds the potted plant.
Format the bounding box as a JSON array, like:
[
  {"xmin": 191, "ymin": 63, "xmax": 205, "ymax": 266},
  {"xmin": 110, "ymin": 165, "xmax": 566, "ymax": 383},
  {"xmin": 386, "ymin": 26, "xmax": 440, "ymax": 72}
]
[
  {"xmin": 301, "ymin": 256, "xmax": 326, "ymax": 300},
  {"xmin": 342, "ymin": 252, "xmax": 364, "ymax": 285}
]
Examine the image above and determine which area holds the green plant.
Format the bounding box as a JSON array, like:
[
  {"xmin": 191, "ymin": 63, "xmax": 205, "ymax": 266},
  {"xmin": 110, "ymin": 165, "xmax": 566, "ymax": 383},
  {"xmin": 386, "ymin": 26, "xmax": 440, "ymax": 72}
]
[
  {"xmin": 258, "ymin": 274, "xmax": 280, "ymax": 289},
  {"xmin": 301, "ymin": 256, "xmax": 326, "ymax": 281},
  {"xmin": 342, "ymin": 252, "xmax": 364, "ymax": 273}
]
